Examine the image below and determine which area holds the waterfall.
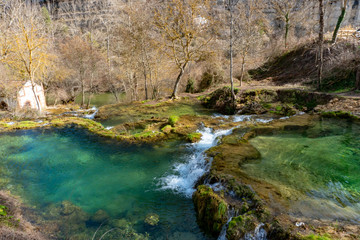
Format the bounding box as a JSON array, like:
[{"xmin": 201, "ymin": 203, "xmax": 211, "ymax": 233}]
[
  {"xmin": 244, "ymin": 223, "xmax": 267, "ymax": 240},
  {"xmin": 84, "ymin": 106, "xmax": 98, "ymax": 119},
  {"xmin": 218, "ymin": 221, "xmax": 267, "ymax": 240},
  {"xmin": 160, "ymin": 127, "xmax": 233, "ymax": 197},
  {"xmin": 217, "ymin": 208, "xmax": 236, "ymax": 240}
]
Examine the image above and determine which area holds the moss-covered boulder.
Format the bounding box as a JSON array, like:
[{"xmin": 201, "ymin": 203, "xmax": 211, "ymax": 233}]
[
  {"xmin": 193, "ymin": 185, "xmax": 228, "ymax": 236},
  {"xmin": 226, "ymin": 213, "xmax": 258, "ymax": 240},
  {"xmin": 187, "ymin": 132, "xmax": 202, "ymax": 143},
  {"xmin": 202, "ymin": 87, "xmax": 238, "ymax": 115},
  {"xmin": 144, "ymin": 213, "xmax": 159, "ymax": 226},
  {"xmin": 89, "ymin": 209, "xmax": 109, "ymax": 224}
]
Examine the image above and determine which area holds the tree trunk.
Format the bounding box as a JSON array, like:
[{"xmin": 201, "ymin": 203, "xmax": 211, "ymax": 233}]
[
  {"xmin": 141, "ymin": 40, "xmax": 149, "ymax": 100},
  {"xmin": 87, "ymin": 94, "xmax": 93, "ymax": 109},
  {"xmin": 171, "ymin": 62, "xmax": 188, "ymax": 99},
  {"xmin": 81, "ymin": 80, "xmax": 85, "ymax": 107},
  {"xmin": 240, "ymin": 55, "xmax": 246, "ymax": 87},
  {"xmin": 144, "ymin": 69, "xmax": 148, "ymax": 100},
  {"xmin": 318, "ymin": 0, "xmax": 324, "ymax": 90},
  {"xmin": 332, "ymin": 7, "xmax": 346, "ymax": 43},
  {"xmin": 110, "ymin": 86, "xmax": 119, "ymax": 103},
  {"xmin": 285, "ymin": 13, "xmax": 289, "ymax": 49},
  {"xmin": 355, "ymin": 66, "xmax": 360, "ymax": 90},
  {"xmin": 229, "ymin": 4, "xmax": 236, "ymax": 103},
  {"xmin": 106, "ymin": 35, "xmax": 118, "ymax": 103}
]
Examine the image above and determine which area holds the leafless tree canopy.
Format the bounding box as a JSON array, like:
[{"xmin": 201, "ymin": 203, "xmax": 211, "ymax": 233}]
[{"xmin": 0, "ymin": 0, "xmax": 355, "ymax": 108}]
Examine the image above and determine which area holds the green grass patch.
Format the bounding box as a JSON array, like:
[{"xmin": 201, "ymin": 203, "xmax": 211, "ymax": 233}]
[{"xmin": 321, "ymin": 111, "xmax": 359, "ymax": 121}]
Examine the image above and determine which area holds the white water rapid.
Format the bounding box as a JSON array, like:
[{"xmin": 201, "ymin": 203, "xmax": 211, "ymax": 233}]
[
  {"xmin": 84, "ymin": 106, "xmax": 98, "ymax": 119},
  {"xmin": 160, "ymin": 127, "xmax": 233, "ymax": 198}
]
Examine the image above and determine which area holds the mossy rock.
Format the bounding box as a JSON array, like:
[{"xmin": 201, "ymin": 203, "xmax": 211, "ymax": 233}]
[
  {"xmin": 144, "ymin": 213, "xmax": 159, "ymax": 226},
  {"xmin": 168, "ymin": 115, "xmax": 179, "ymax": 127},
  {"xmin": 187, "ymin": 132, "xmax": 202, "ymax": 143},
  {"xmin": 208, "ymin": 139, "xmax": 261, "ymax": 173},
  {"xmin": 193, "ymin": 185, "xmax": 228, "ymax": 237},
  {"xmin": 89, "ymin": 209, "xmax": 109, "ymax": 224},
  {"xmin": 321, "ymin": 111, "xmax": 359, "ymax": 121},
  {"xmin": 202, "ymin": 87, "xmax": 238, "ymax": 114},
  {"xmin": 226, "ymin": 213, "xmax": 258, "ymax": 240},
  {"xmin": 110, "ymin": 218, "xmax": 130, "ymax": 229},
  {"xmin": 161, "ymin": 125, "xmax": 173, "ymax": 134}
]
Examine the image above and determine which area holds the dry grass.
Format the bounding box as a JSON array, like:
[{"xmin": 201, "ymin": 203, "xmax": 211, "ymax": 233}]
[{"xmin": 0, "ymin": 191, "xmax": 46, "ymax": 240}]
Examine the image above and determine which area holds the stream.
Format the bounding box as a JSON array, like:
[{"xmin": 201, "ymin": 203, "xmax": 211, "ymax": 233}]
[{"xmin": 0, "ymin": 115, "xmax": 359, "ymax": 239}]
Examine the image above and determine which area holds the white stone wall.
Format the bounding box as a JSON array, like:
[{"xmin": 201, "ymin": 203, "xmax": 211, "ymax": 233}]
[{"xmin": 18, "ymin": 81, "xmax": 47, "ymax": 111}]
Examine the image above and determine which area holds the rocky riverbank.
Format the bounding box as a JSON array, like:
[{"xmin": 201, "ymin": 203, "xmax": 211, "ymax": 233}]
[
  {"xmin": 193, "ymin": 113, "xmax": 360, "ymax": 240},
  {"xmin": 0, "ymin": 87, "xmax": 359, "ymax": 239}
]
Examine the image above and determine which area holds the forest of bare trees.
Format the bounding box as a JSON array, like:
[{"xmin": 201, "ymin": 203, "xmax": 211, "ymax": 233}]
[{"xmin": 0, "ymin": 0, "xmax": 357, "ymax": 110}]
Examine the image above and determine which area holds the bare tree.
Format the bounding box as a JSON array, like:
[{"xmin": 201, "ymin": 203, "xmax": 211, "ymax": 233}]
[
  {"xmin": 60, "ymin": 36, "xmax": 103, "ymax": 107},
  {"xmin": 318, "ymin": 0, "xmax": 324, "ymax": 90},
  {"xmin": 331, "ymin": 0, "xmax": 349, "ymax": 43},
  {"xmin": 224, "ymin": 0, "xmax": 240, "ymax": 103},
  {"xmin": 270, "ymin": 0, "xmax": 312, "ymax": 49},
  {"xmin": 233, "ymin": 0, "xmax": 269, "ymax": 86},
  {"xmin": 154, "ymin": 0, "xmax": 214, "ymax": 99},
  {"xmin": 1, "ymin": 0, "xmax": 53, "ymax": 112},
  {"xmin": 355, "ymin": 65, "xmax": 360, "ymax": 90}
]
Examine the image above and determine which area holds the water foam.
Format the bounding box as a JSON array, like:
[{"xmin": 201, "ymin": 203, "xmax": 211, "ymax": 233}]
[
  {"xmin": 160, "ymin": 127, "xmax": 232, "ymax": 198},
  {"xmin": 84, "ymin": 106, "xmax": 98, "ymax": 119},
  {"xmin": 244, "ymin": 223, "xmax": 267, "ymax": 240}
]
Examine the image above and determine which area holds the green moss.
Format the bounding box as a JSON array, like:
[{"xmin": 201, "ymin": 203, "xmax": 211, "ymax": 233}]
[
  {"xmin": 321, "ymin": 111, "xmax": 359, "ymax": 120},
  {"xmin": 202, "ymin": 87, "xmax": 238, "ymax": 114},
  {"xmin": 193, "ymin": 185, "xmax": 228, "ymax": 236},
  {"xmin": 133, "ymin": 131, "xmax": 163, "ymax": 139},
  {"xmin": 98, "ymin": 98, "xmax": 213, "ymax": 126},
  {"xmin": 187, "ymin": 132, "xmax": 202, "ymax": 143},
  {"xmin": 226, "ymin": 214, "xmax": 257, "ymax": 239},
  {"xmin": 262, "ymin": 103, "xmax": 272, "ymax": 109},
  {"xmin": 185, "ymin": 78, "xmax": 195, "ymax": 93},
  {"xmin": 322, "ymin": 68, "xmax": 356, "ymax": 93},
  {"xmin": 0, "ymin": 204, "xmax": 18, "ymax": 228},
  {"xmin": 0, "ymin": 205, "xmax": 7, "ymax": 217},
  {"xmin": 168, "ymin": 115, "xmax": 179, "ymax": 126},
  {"xmin": 301, "ymin": 234, "xmax": 333, "ymax": 240},
  {"xmin": 144, "ymin": 213, "xmax": 159, "ymax": 226},
  {"xmin": 161, "ymin": 125, "xmax": 173, "ymax": 134}
]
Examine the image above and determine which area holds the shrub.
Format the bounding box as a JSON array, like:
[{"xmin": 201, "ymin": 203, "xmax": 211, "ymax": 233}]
[
  {"xmin": 185, "ymin": 78, "xmax": 195, "ymax": 93},
  {"xmin": 198, "ymin": 69, "xmax": 224, "ymax": 92}
]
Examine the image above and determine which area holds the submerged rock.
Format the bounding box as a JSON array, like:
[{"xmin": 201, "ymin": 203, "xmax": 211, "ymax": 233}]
[
  {"xmin": 144, "ymin": 213, "xmax": 159, "ymax": 226},
  {"xmin": 89, "ymin": 209, "xmax": 109, "ymax": 224},
  {"xmin": 110, "ymin": 218, "xmax": 130, "ymax": 229},
  {"xmin": 169, "ymin": 231, "xmax": 198, "ymax": 240}
]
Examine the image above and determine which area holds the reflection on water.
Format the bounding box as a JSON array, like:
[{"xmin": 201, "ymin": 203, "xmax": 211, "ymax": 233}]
[{"xmin": 247, "ymin": 118, "xmax": 360, "ymax": 223}]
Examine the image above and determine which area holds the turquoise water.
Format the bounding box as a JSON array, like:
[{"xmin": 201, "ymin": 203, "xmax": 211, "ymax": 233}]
[
  {"xmin": 247, "ymin": 118, "xmax": 360, "ymax": 222},
  {"xmin": 0, "ymin": 128, "xmax": 212, "ymax": 239}
]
